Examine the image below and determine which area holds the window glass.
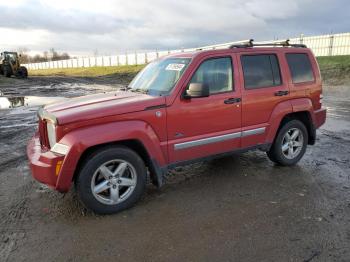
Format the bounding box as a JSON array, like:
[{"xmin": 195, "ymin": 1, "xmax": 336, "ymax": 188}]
[
  {"xmin": 241, "ymin": 54, "xmax": 281, "ymax": 89},
  {"xmin": 286, "ymin": 53, "xmax": 314, "ymax": 83},
  {"xmin": 189, "ymin": 57, "xmax": 233, "ymax": 94},
  {"xmin": 129, "ymin": 58, "xmax": 190, "ymax": 96}
]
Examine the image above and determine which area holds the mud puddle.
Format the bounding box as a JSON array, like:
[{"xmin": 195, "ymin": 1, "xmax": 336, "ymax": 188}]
[{"xmin": 0, "ymin": 96, "xmax": 67, "ymax": 110}]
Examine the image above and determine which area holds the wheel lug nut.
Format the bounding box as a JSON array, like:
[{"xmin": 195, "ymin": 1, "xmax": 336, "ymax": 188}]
[
  {"xmin": 113, "ymin": 185, "xmax": 116, "ymax": 189},
  {"xmin": 118, "ymin": 180, "xmax": 121, "ymax": 184},
  {"xmin": 107, "ymin": 182, "xmax": 111, "ymax": 186}
]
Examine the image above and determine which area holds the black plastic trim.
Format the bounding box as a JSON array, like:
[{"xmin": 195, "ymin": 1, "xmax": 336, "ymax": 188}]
[
  {"xmin": 144, "ymin": 104, "xmax": 167, "ymax": 111},
  {"xmin": 149, "ymin": 158, "xmax": 165, "ymax": 187}
]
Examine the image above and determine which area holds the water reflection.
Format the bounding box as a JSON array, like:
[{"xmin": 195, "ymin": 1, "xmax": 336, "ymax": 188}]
[{"xmin": 0, "ymin": 96, "xmax": 66, "ymax": 109}]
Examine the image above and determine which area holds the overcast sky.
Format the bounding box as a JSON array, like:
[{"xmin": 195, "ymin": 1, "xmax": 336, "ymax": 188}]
[{"xmin": 0, "ymin": 0, "xmax": 348, "ymax": 56}]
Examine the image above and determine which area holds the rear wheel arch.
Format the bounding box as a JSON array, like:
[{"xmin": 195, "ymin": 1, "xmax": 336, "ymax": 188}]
[{"xmin": 276, "ymin": 111, "xmax": 315, "ymax": 145}]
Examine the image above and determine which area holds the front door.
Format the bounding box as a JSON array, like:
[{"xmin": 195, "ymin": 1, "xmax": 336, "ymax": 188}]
[{"xmin": 167, "ymin": 55, "xmax": 242, "ymax": 164}]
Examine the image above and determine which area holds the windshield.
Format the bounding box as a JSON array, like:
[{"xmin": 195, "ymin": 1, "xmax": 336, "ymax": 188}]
[
  {"xmin": 5, "ymin": 53, "xmax": 17, "ymax": 60},
  {"xmin": 128, "ymin": 58, "xmax": 191, "ymax": 96}
]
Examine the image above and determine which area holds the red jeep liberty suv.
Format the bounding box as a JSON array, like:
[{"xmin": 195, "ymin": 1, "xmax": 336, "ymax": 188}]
[{"xmin": 27, "ymin": 40, "xmax": 326, "ymax": 214}]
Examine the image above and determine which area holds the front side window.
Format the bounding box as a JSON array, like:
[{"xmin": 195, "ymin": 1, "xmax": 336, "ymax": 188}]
[
  {"xmin": 286, "ymin": 53, "xmax": 314, "ymax": 83},
  {"xmin": 189, "ymin": 57, "xmax": 233, "ymax": 94},
  {"xmin": 241, "ymin": 54, "xmax": 281, "ymax": 89},
  {"xmin": 129, "ymin": 57, "xmax": 190, "ymax": 96}
]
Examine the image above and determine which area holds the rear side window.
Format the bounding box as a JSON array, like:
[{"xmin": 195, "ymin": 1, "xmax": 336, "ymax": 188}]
[
  {"xmin": 286, "ymin": 53, "xmax": 314, "ymax": 83},
  {"xmin": 241, "ymin": 54, "xmax": 281, "ymax": 89}
]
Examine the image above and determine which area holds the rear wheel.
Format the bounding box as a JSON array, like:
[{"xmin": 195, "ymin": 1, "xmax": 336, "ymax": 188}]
[
  {"xmin": 17, "ymin": 66, "xmax": 28, "ymax": 78},
  {"xmin": 267, "ymin": 120, "xmax": 308, "ymax": 166},
  {"xmin": 76, "ymin": 146, "xmax": 147, "ymax": 214}
]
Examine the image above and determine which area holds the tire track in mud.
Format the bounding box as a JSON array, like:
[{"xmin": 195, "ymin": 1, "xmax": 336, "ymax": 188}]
[
  {"xmin": 0, "ymin": 181, "xmax": 33, "ymax": 262},
  {"xmin": 0, "ymin": 107, "xmax": 37, "ymax": 261},
  {"xmin": 303, "ymin": 130, "xmax": 350, "ymax": 260}
]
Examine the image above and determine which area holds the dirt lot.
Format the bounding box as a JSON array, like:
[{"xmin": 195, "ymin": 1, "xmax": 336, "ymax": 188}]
[{"xmin": 0, "ymin": 75, "xmax": 349, "ymax": 262}]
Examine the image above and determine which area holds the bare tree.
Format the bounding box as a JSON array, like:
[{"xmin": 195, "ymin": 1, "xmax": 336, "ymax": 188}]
[
  {"xmin": 17, "ymin": 47, "xmax": 30, "ymax": 63},
  {"xmin": 15, "ymin": 47, "xmax": 71, "ymax": 63}
]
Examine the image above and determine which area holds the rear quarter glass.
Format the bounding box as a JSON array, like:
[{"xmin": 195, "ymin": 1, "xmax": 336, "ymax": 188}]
[{"xmin": 286, "ymin": 53, "xmax": 315, "ymax": 84}]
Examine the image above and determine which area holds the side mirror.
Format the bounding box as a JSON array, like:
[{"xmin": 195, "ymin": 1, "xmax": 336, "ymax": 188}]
[{"xmin": 185, "ymin": 83, "xmax": 209, "ymax": 98}]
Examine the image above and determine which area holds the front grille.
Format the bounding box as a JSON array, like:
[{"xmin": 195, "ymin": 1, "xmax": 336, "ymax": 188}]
[{"xmin": 38, "ymin": 119, "xmax": 50, "ymax": 149}]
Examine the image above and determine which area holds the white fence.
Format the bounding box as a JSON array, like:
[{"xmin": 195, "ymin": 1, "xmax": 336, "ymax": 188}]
[{"xmin": 25, "ymin": 32, "xmax": 350, "ymax": 70}]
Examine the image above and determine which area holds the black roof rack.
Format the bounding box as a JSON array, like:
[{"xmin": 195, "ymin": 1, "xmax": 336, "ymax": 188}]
[{"xmin": 229, "ymin": 39, "xmax": 307, "ymax": 49}]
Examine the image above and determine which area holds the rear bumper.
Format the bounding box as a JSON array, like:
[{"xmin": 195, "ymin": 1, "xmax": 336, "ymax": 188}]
[
  {"xmin": 314, "ymin": 108, "xmax": 327, "ymax": 128},
  {"xmin": 27, "ymin": 133, "xmax": 65, "ymax": 191}
]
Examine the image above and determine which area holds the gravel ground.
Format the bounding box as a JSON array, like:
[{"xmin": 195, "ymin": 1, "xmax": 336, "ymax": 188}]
[{"xmin": 0, "ymin": 76, "xmax": 349, "ymax": 262}]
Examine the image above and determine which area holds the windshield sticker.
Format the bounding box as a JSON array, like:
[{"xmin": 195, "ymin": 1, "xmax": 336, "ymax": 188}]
[{"xmin": 165, "ymin": 63, "xmax": 186, "ymax": 71}]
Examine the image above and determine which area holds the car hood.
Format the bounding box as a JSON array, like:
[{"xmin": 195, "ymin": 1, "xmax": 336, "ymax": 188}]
[{"xmin": 44, "ymin": 91, "xmax": 166, "ymax": 125}]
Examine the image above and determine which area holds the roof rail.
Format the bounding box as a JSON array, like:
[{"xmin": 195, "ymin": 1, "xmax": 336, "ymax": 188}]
[
  {"xmin": 195, "ymin": 39, "xmax": 255, "ymax": 51},
  {"xmin": 229, "ymin": 39, "xmax": 307, "ymax": 48},
  {"xmin": 229, "ymin": 39, "xmax": 254, "ymax": 48}
]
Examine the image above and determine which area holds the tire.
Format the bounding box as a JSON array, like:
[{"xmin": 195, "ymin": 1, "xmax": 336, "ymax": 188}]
[
  {"xmin": 267, "ymin": 119, "xmax": 308, "ymax": 166},
  {"xmin": 17, "ymin": 66, "xmax": 28, "ymax": 78},
  {"xmin": 3, "ymin": 65, "xmax": 12, "ymax": 77},
  {"xmin": 76, "ymin": 146, "xmax": 147, "ymax": 214}
]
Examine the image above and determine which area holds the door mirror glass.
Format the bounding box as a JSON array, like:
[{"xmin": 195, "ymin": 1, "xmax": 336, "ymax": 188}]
[{"xmin": 185, "ymin": 83, "xmax": 209, "ymax": 98}]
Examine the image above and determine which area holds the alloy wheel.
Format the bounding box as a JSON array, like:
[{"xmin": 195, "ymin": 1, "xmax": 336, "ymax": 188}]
[
  {"xmin": 91, "ymin": 159, "xmax": 137, "ymax": 205},
  {"xmin": 281, "ymin": 128, "xmax": 304, "ymax": 159}
]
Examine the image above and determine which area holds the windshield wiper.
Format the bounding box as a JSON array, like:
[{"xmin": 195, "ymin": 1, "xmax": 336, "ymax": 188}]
[
  {"xmin": 130, "ymin": 88, "xmax": 149, "ymax": 94},
  {"xmin": 119, "ymin": 86, "xmax": 132, "ymax": 91}
]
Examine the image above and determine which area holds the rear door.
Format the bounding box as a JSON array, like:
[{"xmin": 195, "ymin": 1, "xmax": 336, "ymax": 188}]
[
  {"xmin": 166, "ymin": 55, "xmax": 242, "ymax": 164},
  {"xmin": 238, "ymin": 52, "xmax": 290, "ymax": 148},
  {"xmin": 285, "ymin": 52, "xmax": 318, "ymax": 101}
]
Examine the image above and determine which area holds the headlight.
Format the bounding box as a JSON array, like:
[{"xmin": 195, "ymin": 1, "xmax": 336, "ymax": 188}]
[{"xmin": 46, "ymin": 121, "xmax": 56, "ymax": 148}]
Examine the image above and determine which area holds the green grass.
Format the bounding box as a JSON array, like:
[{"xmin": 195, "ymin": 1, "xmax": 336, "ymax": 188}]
[
  {"xmin": 29, "ymin": 65, "xmax": 145, "ymax": 77},
  {"xmin": 317, "ymin": 55, "xmax": 350, "ymax": 69},
  {"xmin": 317, "ymin": 55, "xmax": 350, "ymax": 84}
]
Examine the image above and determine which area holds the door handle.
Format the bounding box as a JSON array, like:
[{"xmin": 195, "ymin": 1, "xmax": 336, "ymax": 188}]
[
  {"xmin": 274, "ymin": 90, "xmax": 289, "ymax": 96},
  {"xmin": 224, "ymin": 97, "xmax": 241, "ymax": 104}
]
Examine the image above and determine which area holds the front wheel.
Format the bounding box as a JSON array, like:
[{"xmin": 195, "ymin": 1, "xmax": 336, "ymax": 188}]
[
  {"xmin": 76, "ymin": 146, "xmax": 147, "ymax": 214},
  {"xmin": 3, "ymin": 65, "xmax": 12, "ymax": 77},
  {"xmin": 267, "ymin": 120, "xmax": 308, "ymax": 166}
]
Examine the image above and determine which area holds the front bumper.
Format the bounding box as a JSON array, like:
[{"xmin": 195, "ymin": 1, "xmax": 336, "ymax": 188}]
[
  {"xmin": 27, "ymin": 133, "xmax": 64, "ymax": 190},
  {"xmin": 314, "ymin": 108, "xmax": 327, "ymax": 128}
]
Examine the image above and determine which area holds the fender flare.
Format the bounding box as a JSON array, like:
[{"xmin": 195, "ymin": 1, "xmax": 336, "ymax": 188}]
[
  {"xmin": 290, "ymin": 98, "xmax": 316, "ymax": 144},
  {"xmin": 265, "ymin": 100, "xmax": 293, "ymax": 144},
  {"xmin": 55, "ymin": 120, "xmax": 166, "ymax": 192},
  {"xmin": 290, "ymin": 98, "xmax": 315, "ymax": 121},
  {"xmin": 265, "ymin": 98, "xmax": 315, "ymax": 144}
]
